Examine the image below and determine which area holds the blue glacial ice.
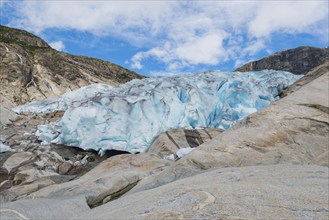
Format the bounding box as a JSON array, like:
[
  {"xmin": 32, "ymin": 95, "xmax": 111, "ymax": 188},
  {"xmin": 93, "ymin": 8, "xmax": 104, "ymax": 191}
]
[
  {"xmin": 13, "ymin": 83, "xmax": 114, "ymax": 114},
  {"xmin": 0, "ymin": 142, "xmax": 15, "ymax": 153},
  {"xmin": 15, "ymin": 70, "xmax": 301, "ymax": 154}
]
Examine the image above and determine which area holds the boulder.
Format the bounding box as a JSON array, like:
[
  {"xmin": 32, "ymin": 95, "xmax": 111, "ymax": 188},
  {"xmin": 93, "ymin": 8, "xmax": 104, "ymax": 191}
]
[
  {"xmin": 3, "ymin": 152, "xmax": 35, "ymax": 173},
  {"xmin": 147, "ymin": 128, "xmax": 223, "ymax": 158},
  {"xmin": 58, "ymin": 161, "xmax": 73, "ymax": 175}
]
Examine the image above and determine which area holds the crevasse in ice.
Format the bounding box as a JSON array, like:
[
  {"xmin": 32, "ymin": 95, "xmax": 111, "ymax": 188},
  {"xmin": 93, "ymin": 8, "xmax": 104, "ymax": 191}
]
[{"xmin": 16, "ymin": 70, "xmax": 301, "ymax": 154}]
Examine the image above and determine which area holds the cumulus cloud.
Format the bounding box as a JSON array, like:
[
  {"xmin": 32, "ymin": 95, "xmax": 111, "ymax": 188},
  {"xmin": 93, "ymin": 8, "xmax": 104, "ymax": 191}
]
[
  {"xmin": 248, "ymin": 1, "xmax": 328, "ymax": 38},
  {"xmin": 5, "ymin": 0, "xmax": 328, "ymax": 73},
  {"xmin": 49, "ymin": 41, "xmax": 65, "ymax": 51}
]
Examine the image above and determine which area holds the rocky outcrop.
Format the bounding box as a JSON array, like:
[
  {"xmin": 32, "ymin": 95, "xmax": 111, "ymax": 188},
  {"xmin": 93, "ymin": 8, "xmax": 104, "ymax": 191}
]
[
  {"xmin": 0, "ymin": 25, "xmax": 143, "ymax": 124},
  {"xmin": 75, "ymin": 164, "xmax": 328, "ymax": 220},
  {"xmin": 24, "ymin": 154, "xmax": 170, "ymax": 208},
  {"xmin": 281, "ymin": 61, "xmax": 329, "ymax": 97},
  {"xmin": 1, "ymin": 164, "xmax": 327, "ymax": 219},
  {"xmin": 235, "ymin": 46, "xmax": 329, "ymax": 75},
  {"xmin": 147, "ymin": 128, "xmax": 223, "ymax": 159}
]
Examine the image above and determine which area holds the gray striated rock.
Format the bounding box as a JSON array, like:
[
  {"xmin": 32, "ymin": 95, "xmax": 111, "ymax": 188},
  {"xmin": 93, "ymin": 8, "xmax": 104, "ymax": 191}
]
[
  {"xmin": 1, "ymin": 196, "xmax": 90, "ymax": 220},
  {"xmin": 3, "ymin": 152, "xmax": 35, "ymax": 174},
  {"xmin": 281, "ymin": 61, "xmax": 329, "ymax": 98},
  {"xmin": 73, "ymin": 164, "xmax": 329, "ymax": 220},
  {"xmin": 235, "ymin": 46, "xmax": 329, "ymax": 75},
  {"xmin": 20, "ymin": 153, "xmax": 170, "ymax": 208}
]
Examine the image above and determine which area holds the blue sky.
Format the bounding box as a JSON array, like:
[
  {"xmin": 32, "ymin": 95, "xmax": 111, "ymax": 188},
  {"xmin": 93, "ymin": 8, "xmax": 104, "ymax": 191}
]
[{"xmin": 1, "ymin": 0, "xmax": 328, "ymax": 76}]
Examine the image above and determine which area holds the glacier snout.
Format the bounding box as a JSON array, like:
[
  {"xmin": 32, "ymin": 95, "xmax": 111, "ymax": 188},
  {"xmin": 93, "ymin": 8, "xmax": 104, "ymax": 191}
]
[{"xmin": 31, "ymin": 70, "xmax": 300, "ymax": 154}]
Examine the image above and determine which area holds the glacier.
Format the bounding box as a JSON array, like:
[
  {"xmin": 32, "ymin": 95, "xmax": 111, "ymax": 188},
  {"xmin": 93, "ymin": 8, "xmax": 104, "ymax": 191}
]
[
  {"xmin": 13, "ymin": 83, "xmax": 114, "ymax": 114},
  {"xmin": 14, "ymin": 70, "xmax": 301, "ymax": 155}
]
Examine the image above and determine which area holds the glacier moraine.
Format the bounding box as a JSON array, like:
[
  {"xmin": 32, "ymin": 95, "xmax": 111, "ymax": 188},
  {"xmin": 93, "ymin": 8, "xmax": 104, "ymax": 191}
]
[{"xmin": 13, "ymin": 70, "xmax": 301, "ymax": 154}]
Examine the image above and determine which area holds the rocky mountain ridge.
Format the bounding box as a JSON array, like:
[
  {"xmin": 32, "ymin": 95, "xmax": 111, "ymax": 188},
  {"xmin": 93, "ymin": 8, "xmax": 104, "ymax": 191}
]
[
  {"xmin": 0, "ymin": 25, "xmax": 143, "ymax": 124},
  {"xmin": 236, "ymin": 46, "xmax": 329, "ymax": 74}
]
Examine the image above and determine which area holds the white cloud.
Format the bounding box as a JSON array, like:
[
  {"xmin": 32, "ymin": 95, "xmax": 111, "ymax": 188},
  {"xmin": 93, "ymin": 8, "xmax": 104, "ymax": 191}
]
[
  {"xmin": 243, "ymin": 40, "xmax": 266, "ymax": 56},
  {"xmin": 49, "ymin": 41, "xmax": 65, "ymax": 51},
  {"xmin": 131, "ymin": 32, "xmax": 227, "ymax": 71},
  {"xmin": 6, "ymin": 0, "xmax": 329, "ymax": 73},
  {"xmin": 175, "ymin": 32, "xmax": 226, "ymax": 65},
  {"xmin": 248, "ymin": 1, "xmax": 328, "ymax": 38}
]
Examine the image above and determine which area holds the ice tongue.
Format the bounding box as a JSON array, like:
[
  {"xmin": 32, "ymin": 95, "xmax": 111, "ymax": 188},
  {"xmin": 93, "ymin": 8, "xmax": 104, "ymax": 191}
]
[{"xmin": 25, "ymin": 70, "xmax": 300, "ymax": 154}]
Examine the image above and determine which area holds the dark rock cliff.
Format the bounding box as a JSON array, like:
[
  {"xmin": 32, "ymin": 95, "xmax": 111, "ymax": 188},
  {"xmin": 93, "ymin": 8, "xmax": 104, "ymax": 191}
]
[{"xmin": 235, "ymin": 46, "xmax": 329, "ymax": 75}]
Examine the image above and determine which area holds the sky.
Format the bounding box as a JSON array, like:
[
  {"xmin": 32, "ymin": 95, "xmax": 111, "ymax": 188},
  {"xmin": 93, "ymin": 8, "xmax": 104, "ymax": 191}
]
[{"xmin": 1, "ymin": 0, "xmax": 328, "ymax": 77}]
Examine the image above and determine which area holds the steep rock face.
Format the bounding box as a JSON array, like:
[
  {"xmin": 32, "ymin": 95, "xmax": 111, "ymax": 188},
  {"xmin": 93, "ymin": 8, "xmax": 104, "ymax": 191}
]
[
  {"xmin": 235, "ymin": 46, "xmax": 329, "ymax": 75},
  {"xmin": 0, "ymin": 25, "xmax": 143, "ymax": 124}
]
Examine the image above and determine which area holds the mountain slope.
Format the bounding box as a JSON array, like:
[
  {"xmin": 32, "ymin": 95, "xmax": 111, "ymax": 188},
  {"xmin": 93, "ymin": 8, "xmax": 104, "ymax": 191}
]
[
  {"xmin": 235, "ymin": 46, "xmax": 329, "ymax": 74},
  {"xmin": 0, "ymin": 25, "xmax": 143, "ymax": 104}
]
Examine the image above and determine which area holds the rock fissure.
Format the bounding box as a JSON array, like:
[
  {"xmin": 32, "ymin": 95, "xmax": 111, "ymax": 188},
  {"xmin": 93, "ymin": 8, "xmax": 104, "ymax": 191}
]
[
  {"xmin": 87, "ymin": 178, "xmax": 141, "ymax": 209},
  {"xmin": 298, "ymin": 104, "xmax": 329, "ymax": 114}
]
